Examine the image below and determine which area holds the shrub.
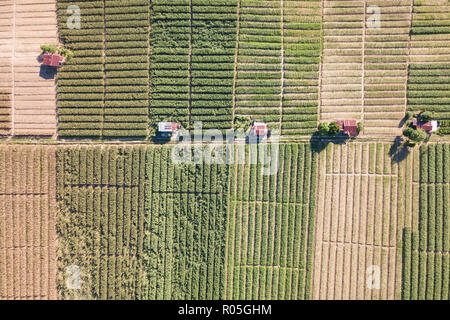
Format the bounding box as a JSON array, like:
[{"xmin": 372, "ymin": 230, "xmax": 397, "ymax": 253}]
[{"xmin": 406, "ymin": 111, "xmax": 414, "ymax": 120}]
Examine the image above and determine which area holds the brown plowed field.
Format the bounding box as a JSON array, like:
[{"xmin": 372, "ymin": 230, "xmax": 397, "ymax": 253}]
[
  {"xmin": 312, "ymin": 142, "xmax": 420, "ymax": 299},
  {"xmin": 0, "ymin": 145, "xmax": 57, "ymax": 299}
]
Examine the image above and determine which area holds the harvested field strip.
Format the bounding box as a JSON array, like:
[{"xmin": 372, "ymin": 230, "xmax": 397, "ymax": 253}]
[
  {"xmin": 225, "ymin": 143, "xmax": 318, "ymax": 299},
  {"xmin": 320, "ymin": 0, "xmax": 364, "ymax": 122},
  {"xmin": 312, "ymin": 142, "xmax": 417, "ymax": 300},
  {"xmin": 401, "ymin": 143, "xmax": 450, "ymax": 300},
  {"xmin": 320, "ymin": 0, "xmax": 414, "ymax": 137},
  {"xmin": 0, "ymin": 145, "xmax": 57, "ymax": 300},
  {"xmin": 407, "ymin": 0, "xmax": 450, "ymax": 134},
  {"xmin": 363, "ymin": 0, "xmax": 412, "ymax": 137},
  {"xmin": 10, "ymin": 0, "xmax": 58, "ymax": 136}
]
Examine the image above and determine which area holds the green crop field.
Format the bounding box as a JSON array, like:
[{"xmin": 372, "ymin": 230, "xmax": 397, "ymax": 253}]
[
  {"xmin": 55, "ymin": 0, "xmax": 450, "ymax": 139},
  {"xmin": 401, "ymin": 144, "xmax": 449, "ymax": 300},
  {"xmin": 225, "ymin": 144, "xmax": 318, "ymax": 299},
  {"xmin": 55, "ymin": 143, "xmax": 319, "ymax": 299}
]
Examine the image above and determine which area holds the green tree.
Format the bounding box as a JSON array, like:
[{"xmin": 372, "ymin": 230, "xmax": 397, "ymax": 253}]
[
  {"xmin": 403, "ymin": 127, "xmax": 415, "ymax": 138},
  {"xmin": 419, "ymin": 111, "xmax": 433, "ymax": 122},
  {"xmin": 318, "ymin": 122, "xmax": 329, "ymax": 136},
  {"xmin": 410, "ymin": 129, "xmax": 428, "ymax": 142},
  {"xmin": 40, "ymin": 44, "xmax": 57, "ymax": 54},
  {"xmin": 328, "ymin": 122, "xmax": 340, "ymax": 135},
  {"xmin": 357, "ymin": 122, "xmax": 363, "ymax": 134}
]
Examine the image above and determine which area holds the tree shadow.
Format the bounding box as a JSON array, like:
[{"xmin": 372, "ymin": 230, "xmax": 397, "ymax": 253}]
[
  {"xmin": 150, "ymin": 136, "xmax": 171, "ymax": 144},
  {"xmin": 398, "ymin": 114, "xmax": 408, "ymax": 128},
  {"xmin": 389, "ymin": 137, "xmax": 411, "ymax": 163},
  {"xmin": 39, "ymin": 65, "xmax": 57, "ymax": 80},
  {"xmin": 310, "ymin": 132, "xmax": 351, "ymax": 153}
]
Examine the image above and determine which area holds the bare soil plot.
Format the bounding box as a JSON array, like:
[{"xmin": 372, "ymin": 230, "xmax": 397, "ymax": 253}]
[
  {"xmin": 320, "ymin": 0, "xmax": 413, "ymax": 138},
  {"xmin": 2, "ymin": 0, "xmax": 59, "ymax": 137},
  {"xmin": 0, "ymin": 145, "xmax": 57, "ymax": 300}
]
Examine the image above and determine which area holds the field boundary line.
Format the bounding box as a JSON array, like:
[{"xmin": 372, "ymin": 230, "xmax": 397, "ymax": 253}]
[{"xmin": 231, "ymin": 0, "xmax": 241, "ymax": 129}]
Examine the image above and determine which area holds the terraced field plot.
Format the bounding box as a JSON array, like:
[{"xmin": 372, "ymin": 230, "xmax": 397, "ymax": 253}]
[
  {"xmin": 0, "ymin": 145, "xmax": 57, "ymax": 300},
  {"xmin": 225, "ymin": 143, "xmax": 318, "ymax": 299}
]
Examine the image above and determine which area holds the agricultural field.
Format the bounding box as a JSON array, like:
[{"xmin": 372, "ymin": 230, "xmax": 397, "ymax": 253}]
[
  {"xmin": 0, "ymin": 0, "xmax": 58, "ymax": 136},
  {"xmin": 407, "ymin": 0, "xmax": 450, "ymax": 134},
  {"xmin": 150, "ymin": 0, "xmax": 237, "ymax": 131},
  {"xmin": 313, "ymin": 142, "xmax": 450, "ymax": 300},
  {"xmin": 320, "ymin": 0, "xmax": 412, "ymax": 137},
  {"xmin": 401, "ymin": 144, "xmax": 449, "ymax": 300},
  {"xmin": 234, "ymin": 0, "xmax": 321, "ymax": 137},
  {"xmin": 56, "ymin": 145, "xmax": 228, "ymax": 299},
  {"xmin": 225, "ymin": 143, "xmax": 318, "ymax": 299},
  {"xmin": 0, "ymin": 145, "xmax": 57, "ymax": 300},
  {"xmin": 2, "ymin": 0, "xmax": 450, "ymax": 303}
]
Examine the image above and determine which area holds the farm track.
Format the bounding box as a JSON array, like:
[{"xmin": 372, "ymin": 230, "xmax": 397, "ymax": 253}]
[
  {"xmin": 0, "ymin": 145, "xmax": 57, "ymax": 300},
  {"xmin": 0, "ymin": 0, "xmax": 58, "ymax": 137}
]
